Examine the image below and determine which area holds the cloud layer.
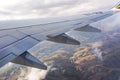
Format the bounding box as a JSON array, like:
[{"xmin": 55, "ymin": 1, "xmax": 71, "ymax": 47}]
[{"xmin": 0, "ymin": 0, "xmax": 119, "ymax": 20}]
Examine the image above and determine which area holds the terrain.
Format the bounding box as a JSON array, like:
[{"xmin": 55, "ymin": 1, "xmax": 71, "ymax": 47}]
[{"xmin": 0, "ymin": 30, "xmax": 120, "ymax": 80}]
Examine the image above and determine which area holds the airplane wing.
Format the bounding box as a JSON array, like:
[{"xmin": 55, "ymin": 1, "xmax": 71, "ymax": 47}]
[{"xmin": 0, "ymin": 2, "xmax": 120, "ymax": 69}]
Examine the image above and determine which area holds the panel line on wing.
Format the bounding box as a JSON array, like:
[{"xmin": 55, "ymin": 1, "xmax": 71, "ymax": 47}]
[
  {"xmin": 0, "ymin": 20, "xmax": 70, "ymax": 32},
  {"xmin": 0, "ymin": 53, "xmax": 17, "ymax": 68},
  {"xmin": 0, "ymin": 35, "xmax": 8, "ymax": 38},
  {"xmin": 0, "ymin": 36, "xmax": 27, "ymax": 50},
  {"xmin": 0, "ymin": 53, "xmax": 12, "ymax": 61},
  {"xmin": 0, "ymin": 17, "xmax": 89, "ymax": 32},
  {"xmin": 16, "ymin": 30, "xmax": 41, "ymax": 41}
]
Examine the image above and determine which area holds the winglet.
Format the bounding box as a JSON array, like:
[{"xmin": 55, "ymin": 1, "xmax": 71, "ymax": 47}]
[{"xmin": 112, "ymin": 1, "xmax": 120, "ymax": 11}]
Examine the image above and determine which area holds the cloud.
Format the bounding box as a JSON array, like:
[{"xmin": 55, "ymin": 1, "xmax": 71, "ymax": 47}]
[{"xmin": 0, "ymin": 0, "xmax": 119, "ymax": 20}]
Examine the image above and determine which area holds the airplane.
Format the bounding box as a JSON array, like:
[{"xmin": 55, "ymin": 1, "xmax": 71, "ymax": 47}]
[{"xmin": 0, "ymin": 1, "xmax": 120, "ymax": 70}]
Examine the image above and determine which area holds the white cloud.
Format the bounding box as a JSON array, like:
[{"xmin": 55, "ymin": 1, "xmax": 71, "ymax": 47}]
[{"xmin": 0, "ymin": 0, "xmax": 119, "ymax": 20}]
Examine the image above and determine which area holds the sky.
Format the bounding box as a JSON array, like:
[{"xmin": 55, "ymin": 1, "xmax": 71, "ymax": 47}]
[
  {"xmin": 0, "ymin": 1, "xmax": 120, "ymax": 80},
  {"xmin": 0, "ymin": 0, "xmax": 119, "ymax": 20}
]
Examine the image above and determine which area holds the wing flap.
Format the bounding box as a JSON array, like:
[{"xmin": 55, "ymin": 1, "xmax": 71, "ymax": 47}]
[
  {"xmin": 0, "ymin": 36, "xmax": 47, "ymax": 69},
  {"xmin": 0, "ymin": 36, "xmax": 39, "ymax": 68},
  {"xmin": 0, "ymin": 35, "xmax": 17, "ymax": 49}
]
